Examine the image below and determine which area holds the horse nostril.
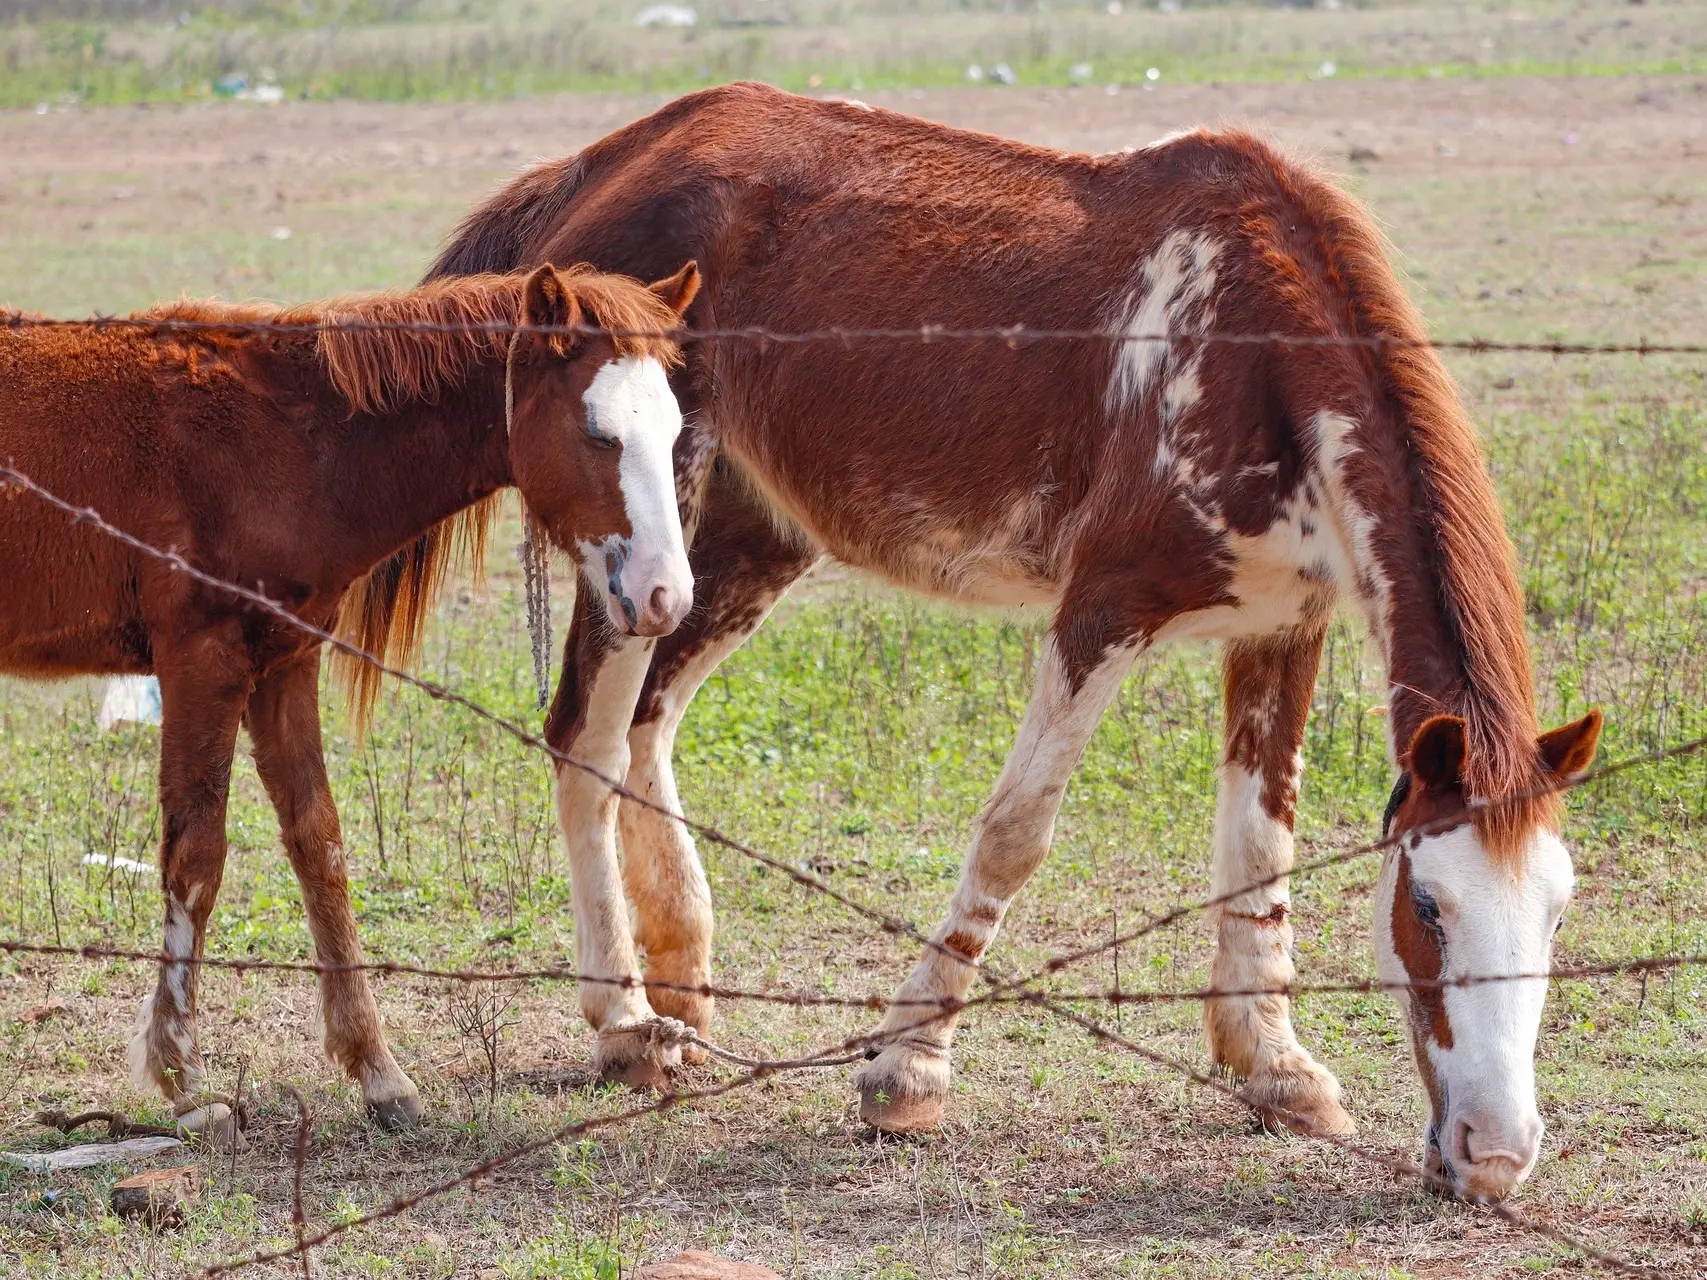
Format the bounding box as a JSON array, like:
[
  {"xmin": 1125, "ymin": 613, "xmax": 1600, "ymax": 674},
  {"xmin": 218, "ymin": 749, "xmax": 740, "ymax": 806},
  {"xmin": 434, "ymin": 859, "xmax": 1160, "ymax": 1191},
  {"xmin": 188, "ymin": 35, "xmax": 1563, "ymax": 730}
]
[
  {"xmin": 1457, "ymin": 1111, "xmax": 1542, "ymax": 1173},
  {"xmin": 649, "ymin": 583, "xmax": 671, "ymax": 621}
]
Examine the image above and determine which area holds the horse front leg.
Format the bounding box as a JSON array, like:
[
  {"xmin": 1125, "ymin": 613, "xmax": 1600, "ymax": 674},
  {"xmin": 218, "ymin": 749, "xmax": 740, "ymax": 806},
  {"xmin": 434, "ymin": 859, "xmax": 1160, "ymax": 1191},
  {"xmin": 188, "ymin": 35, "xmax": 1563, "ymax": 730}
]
[
  {"xmin": 246, "ymin": 648, "xmax": 422, "ymax": 1127},
  {"xmin": 620, "ymin": 472, "xmax": 815, "ymax": 1059},
  {"xmin": 127, "ymin": 636, "xmax": 251, "ymax": 1148},
  {"xmin": 855, "ymin": 625, "xmax": 1143, "ymax": 1132},
  {"xmin": 550, "ymin": 588, "xmax": 674, "ymax": 1086},
  {"xmin": 1204, "ymin": 625, "xmax": 1355, "ymax": 1137}
]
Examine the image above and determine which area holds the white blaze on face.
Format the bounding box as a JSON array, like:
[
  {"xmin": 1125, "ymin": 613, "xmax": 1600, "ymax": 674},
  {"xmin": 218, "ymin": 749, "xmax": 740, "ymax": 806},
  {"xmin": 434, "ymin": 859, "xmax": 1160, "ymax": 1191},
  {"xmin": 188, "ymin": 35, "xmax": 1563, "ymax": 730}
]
[
  {"xmin": 1373, "ymin": 824, "xmax": 1575, "ymax": 1198},
  {"xmin": 576, "ymin": 355, "xmax": 692, "ymax": 636}
]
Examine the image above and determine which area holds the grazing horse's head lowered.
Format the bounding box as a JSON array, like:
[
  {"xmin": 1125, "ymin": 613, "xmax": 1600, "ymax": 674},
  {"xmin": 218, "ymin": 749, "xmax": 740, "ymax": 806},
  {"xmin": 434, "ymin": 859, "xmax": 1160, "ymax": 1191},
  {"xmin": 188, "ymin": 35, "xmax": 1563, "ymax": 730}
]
[
  {"xmin": 506, "ymin": 261, "xmax": 700, "ymax": 638},
  {"xmin": 1375, "ymin": 710, "xmax": 1602, "ymax": 1202}
]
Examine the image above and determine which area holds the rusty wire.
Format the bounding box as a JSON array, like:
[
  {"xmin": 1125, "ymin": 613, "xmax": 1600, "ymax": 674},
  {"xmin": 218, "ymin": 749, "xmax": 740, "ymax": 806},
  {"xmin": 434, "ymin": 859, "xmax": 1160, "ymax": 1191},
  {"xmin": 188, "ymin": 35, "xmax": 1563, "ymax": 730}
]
[
  {"xmin": 1040, "ymin": 998, "xmax": 1668, "ymax": 1279},
  {"xmin": 2, "ymin": 937, "xmax": 1702, "ymax": 1012},
  {"xmin": 0, "ymin": 459, "xmax": 1695, "ymax": 1279},
  {"xmin": 4, "ymin": 308, "xmax": 1707, "ymax": 357}
]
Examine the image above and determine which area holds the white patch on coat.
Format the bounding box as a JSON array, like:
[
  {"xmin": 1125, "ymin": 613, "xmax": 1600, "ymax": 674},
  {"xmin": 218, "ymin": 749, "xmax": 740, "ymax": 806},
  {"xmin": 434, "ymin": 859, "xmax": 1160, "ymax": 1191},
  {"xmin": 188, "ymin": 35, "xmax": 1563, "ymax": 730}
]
[
  {"xmin": 581, "ymin": 356, "xmax": 693, "ymax": 620},
  {"xmin": 1310, "ymin": 410, "xmax": 1391, "ymax": 629},
  {"xmin": 163, "ymin": 896, "xmax": 195, "ymax": 1013},
  {"xmin": 552, "ymin": 641, "xmax": 657, "ymax": 1029},
  {"xmin": 1141, "ymin": 127, "xmax": 1198, "ymax": 152},
  {"xmin": 881, "ymin": 638, "xmax": 1144, "ymax": 1032},
  {"xmin": 1150, "ymin": 483, "xmax": 1344, "ymax": 645},
  {"xmin": 1105, "ymin": 231, "xmax": 1222, "ymax": 418},
  {"xmin": 1372, "ymin": 824, "xmax": 1575, "ymax": 1191},
  {"xmin": 1210, "ymin": 762, "xmax": 1297, "ymax": 917}
]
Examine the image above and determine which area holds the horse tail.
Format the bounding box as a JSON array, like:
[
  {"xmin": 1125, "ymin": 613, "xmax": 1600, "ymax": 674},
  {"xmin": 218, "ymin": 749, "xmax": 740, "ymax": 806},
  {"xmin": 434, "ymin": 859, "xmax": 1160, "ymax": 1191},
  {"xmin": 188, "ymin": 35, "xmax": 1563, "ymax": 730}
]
[{"xmin": 332, "ymin": 157, "xmax": 587, "ymax": 730}]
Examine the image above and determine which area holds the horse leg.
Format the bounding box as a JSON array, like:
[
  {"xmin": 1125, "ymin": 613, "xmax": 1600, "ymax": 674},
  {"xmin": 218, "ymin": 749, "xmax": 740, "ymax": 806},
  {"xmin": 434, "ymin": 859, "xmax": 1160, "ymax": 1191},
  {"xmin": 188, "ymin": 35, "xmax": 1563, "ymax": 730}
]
[
  {"xmin": 246, "ymin": 648, "xmax": 423, "ymax": 1128},
  {"xmin": 550, "ymin": 584, "xmax": 679, "ymax": 1085},
  {"xmin": 1203, "ymin": 625, "xmax": 1355, "ymax": 1137},
  {"xmin": 854, "ymin": 623, "xmax": 1143, "ymax": 1131},
  {"xmin": 619, "ymin": 481, "xmax": 816, "ymax": 1059},
  {"xmin": 126, "ymin": 638, "xmax": 250, "ymax": 1147}
]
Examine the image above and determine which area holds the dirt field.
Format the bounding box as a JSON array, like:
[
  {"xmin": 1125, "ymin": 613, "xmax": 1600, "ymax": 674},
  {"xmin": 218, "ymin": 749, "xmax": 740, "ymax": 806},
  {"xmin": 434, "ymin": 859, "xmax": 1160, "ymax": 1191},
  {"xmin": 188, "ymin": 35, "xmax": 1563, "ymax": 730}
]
[{"xmin": 2, "ymin": 74, "xmax": 1705, "ymax": 1279}]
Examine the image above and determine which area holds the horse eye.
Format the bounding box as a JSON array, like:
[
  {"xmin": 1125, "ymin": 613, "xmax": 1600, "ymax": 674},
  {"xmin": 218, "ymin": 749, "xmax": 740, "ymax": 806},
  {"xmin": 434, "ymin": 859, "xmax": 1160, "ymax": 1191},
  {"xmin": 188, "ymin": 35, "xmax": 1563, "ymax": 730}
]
[
  {"xmin": 1411, "ymin": 889, "xmax": 1443, "ymax": 934},
  {"xmin": 583, "ymin": 409, "xmax": 619, "ymax": 449}
]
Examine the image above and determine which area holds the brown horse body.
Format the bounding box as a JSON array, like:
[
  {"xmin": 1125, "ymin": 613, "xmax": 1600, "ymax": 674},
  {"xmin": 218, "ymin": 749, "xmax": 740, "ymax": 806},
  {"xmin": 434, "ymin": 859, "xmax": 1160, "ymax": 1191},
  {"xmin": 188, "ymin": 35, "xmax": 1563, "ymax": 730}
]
[
  {"xmin": 398, "ymin": 84, "xmax": 1595, "ymax": 1199},
  {"xmin": 386, "ymin": 84, "xmax": 1604, "ymax": 1197},
  {"xmin": 0, "ymin": 265, "xmax": 697, "ymax": 1137}
]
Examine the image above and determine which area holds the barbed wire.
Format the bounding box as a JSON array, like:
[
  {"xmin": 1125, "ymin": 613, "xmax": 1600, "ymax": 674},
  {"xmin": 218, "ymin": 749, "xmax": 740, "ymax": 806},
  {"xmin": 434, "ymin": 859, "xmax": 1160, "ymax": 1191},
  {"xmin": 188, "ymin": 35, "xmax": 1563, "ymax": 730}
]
[
  {"xmin": 5, "ymin": 308, "xmax": 1706, "ymax": 356},
  {"xmin": 197, "ymin": 1014, "xmax": 957, "ymax": 1277},
  {"xmin": 4, "ymin": 937, "xmax": 1702, "ymax": 1011},
  {"xmin": 0, "ymin": 461, "xmax": 1698, "ymax": 1278},
  {"xmin": 1039, "ymin": 998, "xmax": 1666, "ymax": 1279}
]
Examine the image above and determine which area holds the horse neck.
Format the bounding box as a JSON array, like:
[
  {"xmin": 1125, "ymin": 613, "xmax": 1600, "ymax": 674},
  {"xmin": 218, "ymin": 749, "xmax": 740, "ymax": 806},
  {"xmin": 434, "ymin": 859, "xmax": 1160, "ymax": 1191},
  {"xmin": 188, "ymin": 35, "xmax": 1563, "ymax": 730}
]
[
  {"xmin": 1322, "ymin": 392, "xmax": 1539, "ymax": 786},
  {"xmin": 317, "ymin": 361, "xmax": 513, "ymax": 575}
]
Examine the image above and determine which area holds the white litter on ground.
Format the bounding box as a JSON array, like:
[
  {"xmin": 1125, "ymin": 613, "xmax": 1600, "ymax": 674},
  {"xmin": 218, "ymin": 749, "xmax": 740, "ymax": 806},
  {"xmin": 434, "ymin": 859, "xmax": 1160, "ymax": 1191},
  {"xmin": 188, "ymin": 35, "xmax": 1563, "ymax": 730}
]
[{"xmin": 98, "ymin": 676, "xmax": 161, "ymax": 731}]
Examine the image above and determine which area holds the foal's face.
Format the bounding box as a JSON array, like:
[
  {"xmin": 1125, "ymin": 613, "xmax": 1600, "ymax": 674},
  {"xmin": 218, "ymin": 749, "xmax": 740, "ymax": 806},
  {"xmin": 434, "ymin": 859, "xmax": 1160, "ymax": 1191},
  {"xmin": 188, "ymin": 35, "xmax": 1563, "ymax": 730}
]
[
  {"xmin": 1373, "ymin": 711, "xmax": 1602, "ymax": 1203},
  {"xmin": 508, "ymin": 264, "xmax": 699, "ymax": 638}
]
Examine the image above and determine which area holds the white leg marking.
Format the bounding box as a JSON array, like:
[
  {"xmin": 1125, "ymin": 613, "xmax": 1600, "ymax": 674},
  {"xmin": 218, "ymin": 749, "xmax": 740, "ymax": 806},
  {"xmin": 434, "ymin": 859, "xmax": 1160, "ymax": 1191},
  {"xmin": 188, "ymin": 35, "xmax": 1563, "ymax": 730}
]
[
  {"xmin": 557, "ymin": 639, "xmax": 656, "ymax": 1031},
  {"xmin": 874, "ymin": 638, "xmax": 1142, "ymax": 1047}
]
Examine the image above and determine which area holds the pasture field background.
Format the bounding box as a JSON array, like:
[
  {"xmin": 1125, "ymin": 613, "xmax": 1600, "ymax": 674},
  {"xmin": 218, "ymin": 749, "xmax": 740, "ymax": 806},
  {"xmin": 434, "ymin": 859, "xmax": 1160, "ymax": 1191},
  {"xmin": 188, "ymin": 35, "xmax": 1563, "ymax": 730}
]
[{"xmin": 2, "ymin": 13, "xmax": 1706, "ymax": 1276}]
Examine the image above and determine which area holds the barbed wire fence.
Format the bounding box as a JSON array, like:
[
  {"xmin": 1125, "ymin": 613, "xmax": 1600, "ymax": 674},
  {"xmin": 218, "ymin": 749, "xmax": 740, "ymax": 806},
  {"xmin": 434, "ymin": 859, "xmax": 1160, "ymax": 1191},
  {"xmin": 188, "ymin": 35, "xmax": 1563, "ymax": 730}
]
[{"xmin": 1, "ymin": 311, "xmax": 1703, "ymax": 1276}]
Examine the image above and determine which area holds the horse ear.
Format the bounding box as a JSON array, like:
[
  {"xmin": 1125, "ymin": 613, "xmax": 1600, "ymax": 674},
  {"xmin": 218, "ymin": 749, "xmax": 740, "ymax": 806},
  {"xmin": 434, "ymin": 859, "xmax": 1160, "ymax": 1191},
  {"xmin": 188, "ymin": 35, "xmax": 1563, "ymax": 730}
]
[
  {"xmin": 1538, "ymin": 708, "xmax": 1602, "ymax": 780},
  {"xmin": 522, "ymin": 265, "xmax": 580, "ymax": 336},
  {"xmin": 1407, "ymin": 715, "xmax": 1467, "ymax": 792},
  {"xmin": 648, "ymin": 261, "xmax": 701, "ymax": 317}
]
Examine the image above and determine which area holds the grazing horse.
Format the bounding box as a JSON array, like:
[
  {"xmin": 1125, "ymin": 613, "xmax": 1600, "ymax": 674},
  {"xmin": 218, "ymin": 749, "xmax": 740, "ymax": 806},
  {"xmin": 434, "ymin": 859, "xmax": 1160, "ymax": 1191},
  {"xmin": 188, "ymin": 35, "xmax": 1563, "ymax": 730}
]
[
  {"xmin": 372, "ymin": 83, "xmax": 1601, "ymax": 1200},
  {"xmin": 0, "ymin": 262, "xmax": 700, "ymax": 1140}
]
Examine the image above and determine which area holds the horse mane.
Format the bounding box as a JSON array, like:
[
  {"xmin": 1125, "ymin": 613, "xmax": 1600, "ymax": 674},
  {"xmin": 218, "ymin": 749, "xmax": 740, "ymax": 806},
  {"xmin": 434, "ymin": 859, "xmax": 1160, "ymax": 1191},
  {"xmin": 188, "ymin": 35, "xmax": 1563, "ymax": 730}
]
[
  {"xmin": 1255, "ymin": 141, "xmax": 1555, "ymax": 858},
  {"xmin": 313, "ymin": 266, "xmax": 683, "ymax": 728}
]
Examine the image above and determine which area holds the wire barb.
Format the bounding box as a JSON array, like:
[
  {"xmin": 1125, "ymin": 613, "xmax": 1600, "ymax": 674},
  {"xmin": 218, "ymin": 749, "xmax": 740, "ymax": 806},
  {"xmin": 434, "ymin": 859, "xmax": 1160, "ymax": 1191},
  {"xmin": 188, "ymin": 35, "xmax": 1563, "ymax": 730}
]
[
  {"xmin": 0, "ymin": 459, "xmax": 1691, "ymax": 1280},
  {"xmin": 3, "ymin": 309, "xmax": 1705, "ymax": 356}
]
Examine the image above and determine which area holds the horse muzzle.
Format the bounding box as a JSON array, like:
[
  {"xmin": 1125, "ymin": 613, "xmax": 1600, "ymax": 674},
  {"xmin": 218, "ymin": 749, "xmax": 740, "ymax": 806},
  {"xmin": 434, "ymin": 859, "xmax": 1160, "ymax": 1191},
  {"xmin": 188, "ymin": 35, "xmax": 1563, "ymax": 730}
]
[{"xmin": 1429, "ymin": 1107, "xmax": 1543, "ymax": 1203}]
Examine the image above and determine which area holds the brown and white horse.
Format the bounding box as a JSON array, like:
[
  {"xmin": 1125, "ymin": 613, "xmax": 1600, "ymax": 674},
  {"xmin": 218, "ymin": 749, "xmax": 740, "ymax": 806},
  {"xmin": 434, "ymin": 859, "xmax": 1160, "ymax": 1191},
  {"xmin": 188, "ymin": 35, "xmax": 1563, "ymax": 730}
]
[
  {"xmin": 0, "ymin": 262, "xmax": 699, "ymax": 1141},
  {"xmin": 378, "ymin": 83, "xmax": 1600, "ymax": 1200}
]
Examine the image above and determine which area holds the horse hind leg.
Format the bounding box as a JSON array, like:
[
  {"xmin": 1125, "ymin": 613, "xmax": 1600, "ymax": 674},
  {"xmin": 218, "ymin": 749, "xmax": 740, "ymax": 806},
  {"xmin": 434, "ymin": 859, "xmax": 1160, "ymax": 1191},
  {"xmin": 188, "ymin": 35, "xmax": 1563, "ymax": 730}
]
[
  {"xmin": 246, "ymin": 651, "xmax": 422, "ymax": 1128},
  {"xmin": 127, "ymin": 640, "xmax": 250, "ymax": 1149},
  {"xmin": 619, "ymin": 492, "xmax": 816, "ymax": 1059},
  {"xmin": 1204, "ymin": 625, "xmax": 1355, "ymax": 1137}
]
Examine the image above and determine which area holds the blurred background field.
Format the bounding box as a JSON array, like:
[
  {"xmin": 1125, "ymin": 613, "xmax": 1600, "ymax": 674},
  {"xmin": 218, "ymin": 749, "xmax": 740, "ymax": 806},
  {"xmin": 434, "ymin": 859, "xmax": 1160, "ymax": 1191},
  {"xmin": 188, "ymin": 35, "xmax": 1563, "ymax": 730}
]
[{"xmin": 2, "ymin": 0, "xmax": 1704, "ymax": 107}]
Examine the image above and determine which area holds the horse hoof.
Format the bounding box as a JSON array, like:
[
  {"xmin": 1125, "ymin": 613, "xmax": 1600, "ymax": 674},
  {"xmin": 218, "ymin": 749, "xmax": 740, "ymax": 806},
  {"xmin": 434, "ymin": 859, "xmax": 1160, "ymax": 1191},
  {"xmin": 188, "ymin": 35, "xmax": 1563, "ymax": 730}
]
[
  {"xmin": 858, "ymin": 1085, "xmax": 944, "ymax": 1134},
  {"xmin": 594, "ymin": 1019, "xmax": 685, "ymax": 1090},
  {"xmin": 1241, "ymin": 1061, "xmax": 1356, "ymax": 1138},
  {"xmin": 367, "ymin": 1091, "xmax": 426, "ymax": 1130},
  {"xmin": 178, "ymin": 1102, "xmax": 247, "ymax": 1152},
  {"xmin": 852, "ymin": 1044, "xmax": 950, "ymax": 1133}
]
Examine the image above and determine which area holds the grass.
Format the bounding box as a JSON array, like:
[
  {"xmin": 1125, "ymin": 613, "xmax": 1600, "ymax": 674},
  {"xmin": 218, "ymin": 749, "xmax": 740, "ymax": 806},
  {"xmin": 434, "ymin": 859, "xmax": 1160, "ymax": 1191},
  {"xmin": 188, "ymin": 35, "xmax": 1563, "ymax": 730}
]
[
  {"xmin": 2, "ymin": 0, "xmax": 1704, "ymax": 108},
  {"xmin": 1, "ymin": 69, "xmax": 1705, "ymax": 1279}
]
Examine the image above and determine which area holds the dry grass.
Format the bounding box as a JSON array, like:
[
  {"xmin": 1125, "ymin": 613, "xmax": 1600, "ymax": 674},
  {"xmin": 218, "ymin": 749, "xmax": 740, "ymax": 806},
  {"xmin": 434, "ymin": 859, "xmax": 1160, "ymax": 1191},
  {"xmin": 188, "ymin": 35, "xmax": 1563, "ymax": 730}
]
[{"xmin": 1, "ymin": 72, "xmax": 1704, "ymax": 1278}]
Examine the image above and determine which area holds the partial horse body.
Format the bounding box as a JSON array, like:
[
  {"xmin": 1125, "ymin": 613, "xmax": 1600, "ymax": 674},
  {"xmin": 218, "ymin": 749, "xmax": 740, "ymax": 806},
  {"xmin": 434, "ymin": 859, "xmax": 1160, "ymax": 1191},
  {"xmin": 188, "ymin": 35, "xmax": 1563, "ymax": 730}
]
[
  {"xmin": 391, "ymin": 82, "xmax": 1600, "ymax": 1199},
  {"xmin": 0, "ymin": 262, "xmax": 699, "ymax": 1139}
]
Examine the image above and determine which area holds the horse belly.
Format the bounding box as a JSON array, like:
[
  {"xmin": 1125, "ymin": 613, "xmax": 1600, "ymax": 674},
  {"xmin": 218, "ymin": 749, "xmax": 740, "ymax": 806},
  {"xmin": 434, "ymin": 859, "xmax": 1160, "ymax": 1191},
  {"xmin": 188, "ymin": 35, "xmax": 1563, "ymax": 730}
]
[{"xmin": 0, "ymin": 505, "xmax": 153, "ymax": 677}]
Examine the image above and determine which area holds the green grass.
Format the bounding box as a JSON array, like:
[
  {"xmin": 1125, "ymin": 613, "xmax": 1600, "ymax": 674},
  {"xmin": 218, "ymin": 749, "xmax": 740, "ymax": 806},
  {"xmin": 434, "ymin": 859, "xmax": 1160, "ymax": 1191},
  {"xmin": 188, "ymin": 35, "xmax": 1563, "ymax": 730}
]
[
  {"xmin": 1, "ymin": 69, "xmax": 1704, "ymax": 1279},
  {"xmin": 3, "ymin": 0, "xmax": 1704, "ymax": 108}
]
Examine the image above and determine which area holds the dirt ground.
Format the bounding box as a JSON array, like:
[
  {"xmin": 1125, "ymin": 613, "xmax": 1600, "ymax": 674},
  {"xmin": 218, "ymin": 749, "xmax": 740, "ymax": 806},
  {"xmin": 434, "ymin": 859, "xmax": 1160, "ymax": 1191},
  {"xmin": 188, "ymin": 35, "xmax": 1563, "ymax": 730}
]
[
  {"xmin": 2, "ymin": 73, "xmax": 1703, "ymax": 327},
  {"xmin": 2, "ymin": 74, "xmax": 1705, "ymax": 1279}
]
